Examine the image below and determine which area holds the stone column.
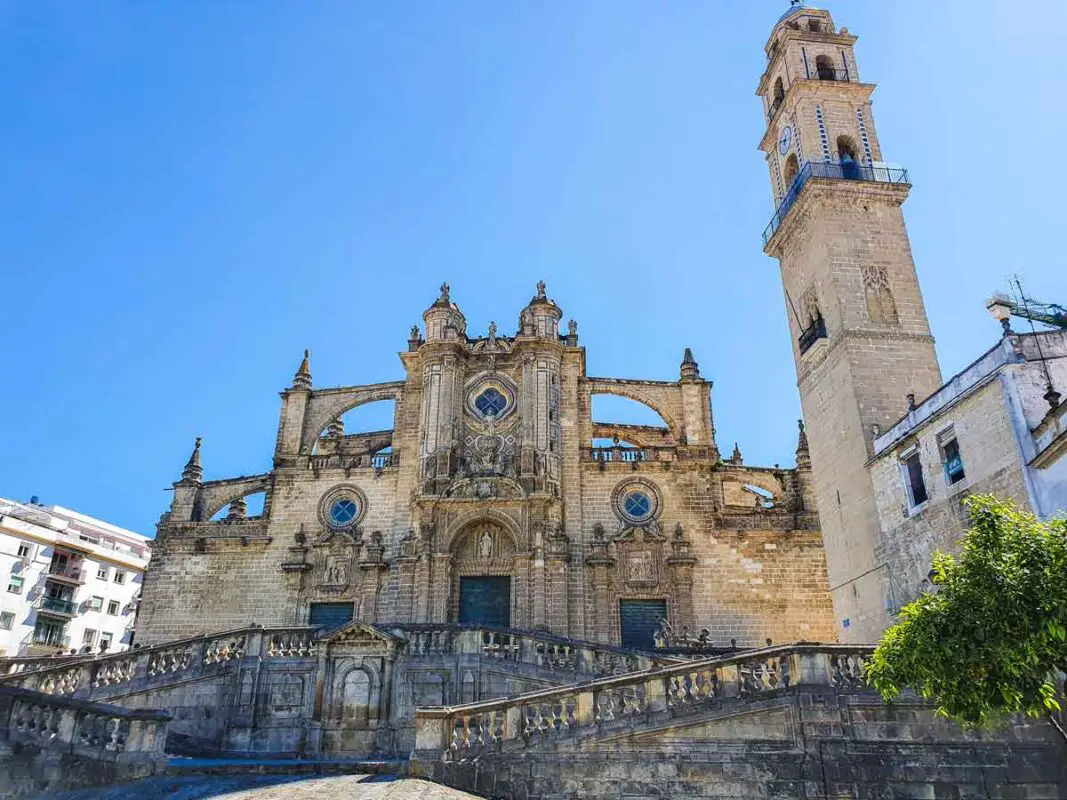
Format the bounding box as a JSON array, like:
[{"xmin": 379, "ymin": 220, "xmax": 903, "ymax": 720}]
[{"xmin": 585, "ymin": 536, "xmax": 616, "ymax": 644}]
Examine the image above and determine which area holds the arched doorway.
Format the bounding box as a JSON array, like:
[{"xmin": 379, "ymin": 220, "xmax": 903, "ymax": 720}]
[{"xmin": 449, "ymin": 520, "xmax": 517, "ymax": 627}]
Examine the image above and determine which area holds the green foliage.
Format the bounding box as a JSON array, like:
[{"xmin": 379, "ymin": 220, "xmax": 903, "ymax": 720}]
[{"xmin": 868, "ymin": 495, "xmax": 1067, "ymax": 730}]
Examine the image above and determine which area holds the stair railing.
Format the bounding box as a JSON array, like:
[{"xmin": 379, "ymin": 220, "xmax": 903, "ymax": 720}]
[{"xmin": 414, "ymin": 643, "xmax": 875, "ymax": 762}]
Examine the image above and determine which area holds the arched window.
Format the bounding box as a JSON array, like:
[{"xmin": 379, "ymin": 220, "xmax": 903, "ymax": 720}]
[
  {"xmin": 815, "ymin": 55, "xmax": 835, "ymax": 81},
  {"xmin": 784, "ymin": 154, "xmax": 800, "ymax": 188},
  {"xmin": 836, "ymin": 136, "xmax": 860, "ymax": 178}
]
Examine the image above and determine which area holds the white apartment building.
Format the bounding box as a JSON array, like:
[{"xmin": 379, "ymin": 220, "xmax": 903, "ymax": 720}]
[{"xmin": 0, "ymin": 497, "xmax": 151, "ymax": 657}]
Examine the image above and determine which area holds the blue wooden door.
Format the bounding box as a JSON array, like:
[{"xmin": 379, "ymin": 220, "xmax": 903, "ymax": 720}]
[
  {"xmin": 309, "ymin": 601, "xmax": 354, "ymax": 631},
  {"xmin": 619, "ymin": 599, "xmax": 667, "ymax": 650},
  {"xmin": 458, "ymin": 577, "xmax": 511, "ymax": 627}
]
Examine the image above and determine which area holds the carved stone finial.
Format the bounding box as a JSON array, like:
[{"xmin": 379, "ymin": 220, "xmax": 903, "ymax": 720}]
[
  {"xmin": 568, "ymin": 319, "xmax": 578, "ymax": 335},
  {"xmin": 680, "ymin": 348, "xmax": 701, "ymax": 381},
  {"xmin": 796, "ymin": 419, "xmax": 811, "ymax": 469},
  {"xmin": 409, "ymin": 324, "xmax": 420, "ymax": 341},
  {"xmin": 488, "ymin": 321, "xmax": 497, "ymax": 341},
  {"xmin": 440, "ymin": 282, "xmax": 450, "ymax": 303},
  {"xmin": 536, "ymin": 280, "xmax": 546, "ymax": 299},
  {"xmin": 907, "ymin": 392, "xmax": 917, "ymax": 412},
  {"xmin": 731, "ymin": 443, "xmax": 743, "ymax": 465},
  {"xmin": 226, "ymin": 496, "xmax": 248, "ymax": 521},
  {"xmin": 181, "ymin": 437, "xmax": 203, "ymax": 484},
  {"xmin": 292, "ymin": 349, "xmax": 312, "ymax": 390}
]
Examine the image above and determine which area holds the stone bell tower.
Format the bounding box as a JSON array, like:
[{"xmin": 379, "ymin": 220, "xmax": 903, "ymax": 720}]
[{"xmin": 757, "ymin": 4, "xmax": 942, "ymax": 641}]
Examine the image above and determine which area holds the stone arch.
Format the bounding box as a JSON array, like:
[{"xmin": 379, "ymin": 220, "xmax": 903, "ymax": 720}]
[
  {"xmin": 335, "ymin": 665, "xmax": 374, "ymax": 726},
  {"xmin": 300, "ymin": 382, "xmax": 404, "ymax": 453},
  {"xmin": 587, "ymin": 384, "xmax": 680, "ymax": 440},
  {"xmin": 198, "ymin": 474, "xmax": 273, "ymax": 522},
  {"xmin": 443, "ymin": 509, "xmax": 523, "ymax": 555}
]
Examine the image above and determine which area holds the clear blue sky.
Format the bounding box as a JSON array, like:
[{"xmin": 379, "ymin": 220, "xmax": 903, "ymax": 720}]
[{"xmin": 2, "ymin": 1, "xmax": 1063, "ymax": 535}]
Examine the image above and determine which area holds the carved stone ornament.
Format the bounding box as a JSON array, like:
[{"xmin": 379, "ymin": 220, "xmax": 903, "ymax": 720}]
[
  {"xmin": 443, "ymin": 476, "xmax": 524, "ymax": 500},
  {"xmin": 321, "ymin": 554, "xmax": 352, "ymax": 589},
  {"xmin": 624, "ymin": 548, "xmax": 660, "ymax": 588}
]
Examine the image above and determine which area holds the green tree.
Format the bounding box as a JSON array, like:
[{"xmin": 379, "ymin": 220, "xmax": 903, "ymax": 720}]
[{"xmin": 868, "ymin": 494, "xmax": 1067, "ymax": 742}]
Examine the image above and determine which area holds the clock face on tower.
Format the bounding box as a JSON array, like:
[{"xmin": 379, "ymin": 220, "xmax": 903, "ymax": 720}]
[{"xmin": 779, "ymin": 126, "xmax": 792, "ymax": 155}]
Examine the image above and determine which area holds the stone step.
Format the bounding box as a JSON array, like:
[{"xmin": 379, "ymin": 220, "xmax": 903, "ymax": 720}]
[
  {"xmin": 166, "ymin": 756, "xmax": 409, "ymax": 777},
  {"xmin": 48, "ymin": 774, "xmax": 481, "ymax": 799}
]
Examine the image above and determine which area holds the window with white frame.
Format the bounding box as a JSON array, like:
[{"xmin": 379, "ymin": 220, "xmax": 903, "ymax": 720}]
[
  {"xmin": 900, "ymin": 448, "xmax": 929, "ymax": 508},
  {"xmin": 6, "ymin": 576, "xmax": 24, "ymax": 595},
  {"xmin": 0, "ymin": 612, "xmax": 14, "ymax": 630},
  {"xmin": 16, "ymin": 543, "xmax": 31, "ymax": 559},
  {"xmin": 99, "ymin": 631, "xmax": 113, "ymax": 651},
  {"xmin": 88, "ymin": 596, "xmax": 104, "ymax": 611},
  {"xmin": 106, "ymin": 600, "xmax": 120, "ymax": 616},
  {"xmin": 82, "ymin": 628, "xmax": 97, "ymax": 646},
  {"xmin": 96, "ymin": 566, "xmax": 108, "ymax": 581},
  {"xmin": 938, "ymin": 428, "xmax": 966, "ymax": 486},
  {"xmin": 113, "ymin": 570, "xmax": 125, "ymax": 585}
]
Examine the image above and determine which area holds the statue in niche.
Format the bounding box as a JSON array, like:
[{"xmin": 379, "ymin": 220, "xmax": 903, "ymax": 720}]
[{"xmin": 479, "ymin": 529, "xmax": 494, "ymax": 559}]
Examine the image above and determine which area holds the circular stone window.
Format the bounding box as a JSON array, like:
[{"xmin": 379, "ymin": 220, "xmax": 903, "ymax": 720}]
[
  {"xmin": 464, "ymin": 374, "xmax": 518, "ymax": 425},
  {"xmin": 474, "ymin": 387, "xmax": 509, "ymax": 420},
  {"xmin": 612, "ymin": 479, "xmax": 662, "ymax": 525},
  {"xmin": 319, "ymin": 485, "xmax": 367, "ymax": 531}
]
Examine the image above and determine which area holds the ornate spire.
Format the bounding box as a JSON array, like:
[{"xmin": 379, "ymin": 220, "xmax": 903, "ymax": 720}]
[
  {"xmin": 680, "ymin": 348, "xmax": 701, "ymax": 381},
  {"xmin": 796, "ymin": 419, "xmax": 811, "ymax": 469},
  {"xmin": 180, "ymin": 437, "xmax": 203, "ymax": 484},
  {"xmin": 731, "ymin": 443, "xmax": 743, "ymax": 465},
  {"xmin": 292, "ymin": 349, "xmax": 312, "ymax": 390}
]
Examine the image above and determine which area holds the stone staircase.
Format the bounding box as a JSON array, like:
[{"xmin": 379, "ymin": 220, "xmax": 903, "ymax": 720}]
[
  {"xmin": 410, "ymin": 644, "xmax": 1067, "ymax": 799},
  {"xmin": 0, "ymin": 622, "xmax": 672, "ymax": 760}
]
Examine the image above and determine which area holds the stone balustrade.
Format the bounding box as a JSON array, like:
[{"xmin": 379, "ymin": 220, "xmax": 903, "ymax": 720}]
[
  {"xmin": 413, "ymin": 644, "xmax": 874, "ymax": 762},
  {"xmin": 0, "ymin": 685, "xmax": 171, "ymax": 794},
  {"xmin": 390, "ymin": 624, "xmax": 672, "ymax": 677},
  {"xmin": 0, "ymin": 654, "xmax": 87, "ymax": 677},
  {"xmin": 0, "ymin": 626, "xmax": 319, "ymax": 701}
]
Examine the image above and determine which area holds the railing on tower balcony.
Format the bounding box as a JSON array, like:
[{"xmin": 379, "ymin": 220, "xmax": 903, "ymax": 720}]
[
  {"xmin": 763, "ymin": 160, "xmax": 910, "ymax": 246},
  {"xmin": 798, "ymin": 314, "xmax": 828, "ymax": 356},
  {"xmin": 807, "ymin": 67, "xmax": 850, "ymax": 82}
]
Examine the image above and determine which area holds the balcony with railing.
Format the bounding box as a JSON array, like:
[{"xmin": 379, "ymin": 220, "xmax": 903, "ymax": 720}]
[
  {"xmin": 763, "ymin": 160, "xmax": 910, "ymax": 246},
  {"xmin": 798, "ymin": 315, "xmax": 828, "ymax": 356},
  {"xmin": 46, "ymin": 563, "xmax": 86, "ymax": 586},
  {"xmin": 807, "ymin": 66, "xmax": 850, "ymax": 82},
  {"xmin": 37, "ymin": 596, "xmax": 78, "ymax": 618},
  {"xmin": 307, "ymin": 451, "xmax": 398, "ymax": 473}
]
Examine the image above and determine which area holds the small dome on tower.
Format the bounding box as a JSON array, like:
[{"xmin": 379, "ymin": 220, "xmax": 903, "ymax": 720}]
[
  {"xmin": 518, "ymin": 281, "xmax": 563, "ymax": 339},
  {"xmin": 422, "ymin": 283, "xmax": 467, "ymax": 342}
]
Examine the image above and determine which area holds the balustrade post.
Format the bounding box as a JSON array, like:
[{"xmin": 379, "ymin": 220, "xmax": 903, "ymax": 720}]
[
  {"xmin": 57, "ymin": 705, "xmax": 78, "ymax": 745},
  {"xmin": 646, "ymin": 676, "xmax": 667, "ymax": 714},
  {"xmin": 246, "ymin": 628, "xmax": 264, "ymax": 659},
  {"xmin": 413, "ymin": 711, "xmax": 450, "ymax": 754},
  {"xmin": 793, "ymin": 651, "xmax": 829, "ymax": 688},
  {"xmin": 720, "ymin": 664, "xmax": 740, "ymax": 699},
  {"xmin": 456, "ymin": 629, "xmax": 479, "ymax": 655},
  {"xmin": 505, "ymin": 704, "xmax": 523, "ymax": 742},
  {"xmin": 574, "ymin": 689, "xmax": 595, "ymax": 726}
]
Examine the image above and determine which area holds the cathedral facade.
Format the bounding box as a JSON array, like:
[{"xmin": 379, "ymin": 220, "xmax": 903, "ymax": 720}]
[{"xmin": 138, "ymin": 282, "xmax": 834, "ymax": 649}]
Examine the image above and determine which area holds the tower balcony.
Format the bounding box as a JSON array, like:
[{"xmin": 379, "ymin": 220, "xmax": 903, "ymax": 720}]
[{"xmin": 762, "ymin": 160, "xmax": 910, "ymax": 247}]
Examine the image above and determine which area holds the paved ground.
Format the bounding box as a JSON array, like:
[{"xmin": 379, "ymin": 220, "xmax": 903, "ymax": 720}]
[{"xmin": 49, "ymin": 775, "xmax": 481, "ymax": 799}]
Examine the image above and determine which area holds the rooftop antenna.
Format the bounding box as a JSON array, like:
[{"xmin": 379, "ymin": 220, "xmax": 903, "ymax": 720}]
[{"xmin": 1011, "ymin": 276, "xmax": 1061, "ymax": 410}]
